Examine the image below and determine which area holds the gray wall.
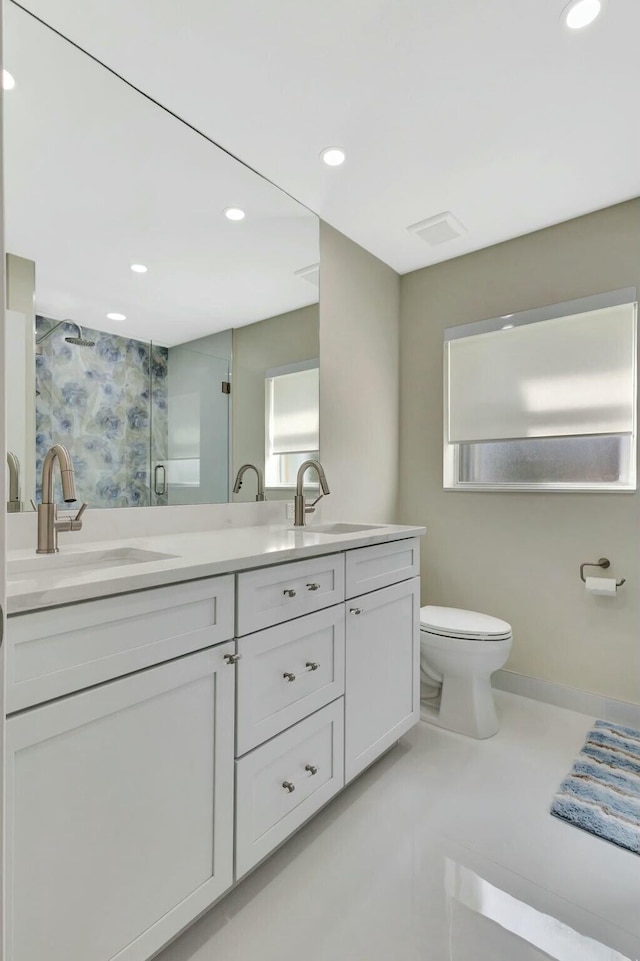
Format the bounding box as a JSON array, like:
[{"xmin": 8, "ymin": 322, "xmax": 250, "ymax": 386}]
[
  {"xmin": 319, "ymin": 223, "xmax": 400, "ymax": 523},
  {"xmin": 398, "ymin": 199, "xmax": 640, "ymax": 703},
  {"xmin": 232, "ymin": 303, "xmax": 319, "ymax": 502}
]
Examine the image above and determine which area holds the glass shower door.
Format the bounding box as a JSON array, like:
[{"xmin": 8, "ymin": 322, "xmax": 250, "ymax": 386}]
[{"xmin": 150, "ymin": 343, "xmax": 230, "ymax": 507}]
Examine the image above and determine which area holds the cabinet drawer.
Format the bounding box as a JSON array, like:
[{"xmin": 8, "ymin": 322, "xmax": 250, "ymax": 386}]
[
  {"xmin": 6, "ymin": 575, "xmax": 235, "ymax": 712},
  {"xmin": 235, "ymin": 699, "xmax": 344, "ymax": 878},
  {"xmin": 345, "ymin": 537, "xmax": 419, "ymax": 599},
  {"xmin": 236, "ymin": 606, "xmax": 345, "ymax": 755},
  {"xmin": 236, "ymin": 554, "xmax": 345, "ymax": 635}
]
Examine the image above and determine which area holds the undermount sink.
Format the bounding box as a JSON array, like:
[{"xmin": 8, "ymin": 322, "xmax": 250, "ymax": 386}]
[
  {"xmin": 294, "ymin": 523, "xmax": 385, "ymax": 535},
  {"xmin": 8, "ymin": 547, "xmax": 178, "ymax": 580}
]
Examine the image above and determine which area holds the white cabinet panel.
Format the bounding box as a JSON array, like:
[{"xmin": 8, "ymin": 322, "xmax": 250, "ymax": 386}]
[
  {"xmin": 236, "ymin": 606, "xmax": 345, "ymax": 755},
  {"xmin": 345, "ymin": 538, "xmax": 419, "ymax": 599},
  {"xmin": 6, "ymin": 575, "xmax": 234, "ymax": 712},
  {"xmin": 5, "ymin": 645, "xmax": 235, "ymax": 961},
  {"xmin": 235, "ymin": 699, "xmax": 344, "ymax": 878},
  {"xmin": 236, "ymin": 554, "xmax": 345, "ymax": 635},
  {"xmin": 345, "ymin": 578, "xmax": 420, "ymax": 782}
]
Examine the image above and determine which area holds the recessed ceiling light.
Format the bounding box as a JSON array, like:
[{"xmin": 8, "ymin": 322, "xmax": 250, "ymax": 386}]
[
  {"xmin": 502, "ymin": 324, "xmax": 514, "ymax": 330},
  {"xmin": 224, "ymin": 206, "xmax": 245, "ymax": 221},
  {"xmin": 130, "ymin": 263, "xmax": 148, "ymax": 273},
  {"xmin": 106, "ymin": 312, "xmax": 126, "ymax": 321},
  {"xmin": 562, "ymin": 0, "xmax": 602, "ymax": 30},
  {"xmin": 2, "ymin": 70, "xmax": 15, "ymax": 91},
  {"xmin": 320, "ymin": 146, "xmax": 346, "ymax": 167}
]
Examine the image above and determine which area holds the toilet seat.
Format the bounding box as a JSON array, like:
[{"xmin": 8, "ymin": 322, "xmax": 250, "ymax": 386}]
[{"xmin": 420, "ymin": 605, "xmax": 511, "ymax": 642}]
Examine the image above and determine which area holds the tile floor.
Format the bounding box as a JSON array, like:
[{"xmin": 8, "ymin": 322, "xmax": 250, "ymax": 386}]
[{"xmin": 158, "ymin": 692, "xmax": 640, "ymax": 960}]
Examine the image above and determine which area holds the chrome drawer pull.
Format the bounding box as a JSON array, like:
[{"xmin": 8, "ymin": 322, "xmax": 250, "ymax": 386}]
[
  {"xmin": 282, "ymin": 781, "xmax": 296, "ymax": 793},
  {"xmin": 305, "ymin": 764, "xmax": 318, "ymax": 776},
  {"xmin": 224, "ymin": 653, "xmax": 242, "ymax": 665},
  {"xmin": 349, "ymin": 608, "xmax": 363, "ymax": 616},
  {"xmin": 305, "ymin": 661, "xmax": 320, "ymax": 672},
  {"xmin": 283, "ymin": 672, "xmax": 296, "ymax": 682},
  {"xmin": 306, "ymin": 582, "xmax": 321, "ymax": 591},
  {"xmin": 283, "ymin": 589, "xmax": 297, "ymax": 598}
]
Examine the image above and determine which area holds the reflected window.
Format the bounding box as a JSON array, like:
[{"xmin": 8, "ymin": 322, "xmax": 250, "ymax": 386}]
[{"xmin": 265, "ymin": 360, "xmax": 319, "ymax": 488}]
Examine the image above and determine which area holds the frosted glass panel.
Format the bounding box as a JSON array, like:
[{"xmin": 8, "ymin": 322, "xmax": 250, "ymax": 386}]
[
  {"xmin": 268, "ymin": 367, "xmax": 319, "ymax": 454},
  {"xmin": 459, "ymin": 435, "xmax": 631, "ymax": 485},
  {"xmin": 447, "ymin": 303, "xmax": 636, "ymax": 443}
]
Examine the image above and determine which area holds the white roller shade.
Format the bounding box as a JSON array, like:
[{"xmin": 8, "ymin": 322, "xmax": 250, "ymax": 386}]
[
  {"xmin": 268, "ymin": 366, "xmax": 319, "ymax": 454},
  {"xmin": 446, "ymin": 303, "xmax": 636, "ymax": 444}
]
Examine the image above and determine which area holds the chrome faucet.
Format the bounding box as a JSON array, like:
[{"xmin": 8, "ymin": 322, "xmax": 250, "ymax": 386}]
[
  {"xmin": 7, "ymin": 451, "xmax": 21, "ymax": 513},
  {"xmin": 36, "ymin": 444, "xmax": 87, "ymax": 554},
  {"xmin": 294, "ymin": 459, "xmax": 330, "ymax": 526},
  {"xmin": 232, "ymin": 463, "xmax": 266, "ymax": 502}
]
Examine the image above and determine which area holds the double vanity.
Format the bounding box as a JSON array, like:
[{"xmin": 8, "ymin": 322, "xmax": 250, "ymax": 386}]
[{"xmin": 4, "ymin": 521, "xmax": 423, "ymax": 961}]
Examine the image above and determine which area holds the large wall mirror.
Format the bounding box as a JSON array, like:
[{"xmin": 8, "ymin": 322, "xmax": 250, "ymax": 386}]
[{"xmin": 4, "ymin": 2, "xmax": 319, "ymax": 511}]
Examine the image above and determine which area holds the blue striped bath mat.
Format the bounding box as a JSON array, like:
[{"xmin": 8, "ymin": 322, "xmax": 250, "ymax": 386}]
[{"xmin": 551, "ymin": 720, "xmax": 640, "ymax": 854}]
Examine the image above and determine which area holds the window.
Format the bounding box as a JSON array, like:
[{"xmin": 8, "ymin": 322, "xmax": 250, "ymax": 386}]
[
  {"xmin": 265, "ymin": 360, "xmax": 319, "ymax": 488},
  {"xmin": 444, "ymin": 291, "xmax": 637, "ymax": 491}
]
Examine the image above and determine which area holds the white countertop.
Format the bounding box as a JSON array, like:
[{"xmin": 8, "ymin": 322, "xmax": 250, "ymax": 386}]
[{"xmin": 7, "ymin": 522, "xmax": 425, "ymax": 615}]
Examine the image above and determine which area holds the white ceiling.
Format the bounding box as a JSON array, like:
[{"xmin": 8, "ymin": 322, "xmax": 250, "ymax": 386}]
[
  {"xmin": 12, "ymin": 0, "xmax": 640, "ymax": 275},
  {"xmin": 4, "ymin": 3, "xmax": 319, "ymax": 347}
]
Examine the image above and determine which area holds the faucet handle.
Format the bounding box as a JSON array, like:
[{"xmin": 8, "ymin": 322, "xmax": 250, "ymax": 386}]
[
  {"xmin": 305, "ymin": 492, "xmax": 324, "ymax": 514},
  {"xmin": 70, "ymin": 502, "xmax": 87, "ymax": 530}
]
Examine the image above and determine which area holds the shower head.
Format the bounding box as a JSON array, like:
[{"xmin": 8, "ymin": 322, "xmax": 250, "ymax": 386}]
[
  {"xmin": 36, "ymin": 319, "xmax": 95, "ymax": 349},
  {"xmin": 65, "ymin": 334, "xmax": 96, "ymax": 347},
  {"xmin": 64, "ymin": 323, "xmax": 95, "ymax": 348}
]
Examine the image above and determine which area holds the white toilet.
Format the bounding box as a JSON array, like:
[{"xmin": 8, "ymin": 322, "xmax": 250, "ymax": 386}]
[{"xmin": 420, "ymin": 605, "xmax": 512, "ymax": 739}]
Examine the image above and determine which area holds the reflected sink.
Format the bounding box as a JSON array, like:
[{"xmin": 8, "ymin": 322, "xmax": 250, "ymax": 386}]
[
  {"xmin": 293, "ymin": 523, "xmax": 385, "ymax": 535},
  {"xmin": 8, "ymin": 548, "xmax": 179, "ymax": 580}
]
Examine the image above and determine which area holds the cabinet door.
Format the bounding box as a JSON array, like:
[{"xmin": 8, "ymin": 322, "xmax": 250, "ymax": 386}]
[
  {"xmin": 6, "ymin": 644, "xmax": 235, "ymax": 961},
  {"xmin": 345, "ymin": 577, "xmax": 420, "ymax": 783}
]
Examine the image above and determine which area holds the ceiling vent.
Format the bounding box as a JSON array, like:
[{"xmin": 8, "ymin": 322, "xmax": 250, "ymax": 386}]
[
  {"xmin": 407, "ymin": 211, "xmax": 467, "ymax": 246},
  {"xmin": 294, "ymin": 263, "xmax": 320, "ymax": 286}
]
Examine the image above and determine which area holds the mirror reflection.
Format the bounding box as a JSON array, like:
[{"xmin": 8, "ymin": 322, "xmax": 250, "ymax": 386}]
[{"xmin": 4, "ymin": 3, "xmax": 319, "ymax": 511}]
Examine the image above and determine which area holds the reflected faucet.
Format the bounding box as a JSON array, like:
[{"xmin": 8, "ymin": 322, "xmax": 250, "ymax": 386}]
[
  {"xmin": 232, "ymin": 463, "xmax": 266, "ymax": 502},
  {"xmin": 36, "ymin": 444, "xmax": 87, "ymax": 554},
  {"xmin": 294, "ymin": 460, "xmax": 330, "ymax": 526},
  {"xmin": 7, "ymin": 451, "xmax": 21, "ymax": 513}
]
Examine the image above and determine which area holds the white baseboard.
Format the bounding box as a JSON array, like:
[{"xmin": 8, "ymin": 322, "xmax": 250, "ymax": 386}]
[{"xmin": 492, "ymin": 669, "xmax": 640, "ymax": 729}]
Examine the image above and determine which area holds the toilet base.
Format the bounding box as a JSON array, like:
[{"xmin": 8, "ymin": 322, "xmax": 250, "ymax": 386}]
[{"xmin": 420, "ymin": 673, "xmax": 499, "ymax": 739}]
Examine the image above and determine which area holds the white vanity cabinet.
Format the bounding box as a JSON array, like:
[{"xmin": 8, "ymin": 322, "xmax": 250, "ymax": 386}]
[
  {"xmin": 5, "ymin": 643, "xmax": 236, "ymax": 961},
  {"xmin": 4, "ymin": 530, "xmax": 422, "ymax": 961}
]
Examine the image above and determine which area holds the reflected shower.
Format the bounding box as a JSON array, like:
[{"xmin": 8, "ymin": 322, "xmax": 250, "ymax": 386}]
[{"xmin": 35, "ymin": 320, "xmax": 95, "ymax": 353}]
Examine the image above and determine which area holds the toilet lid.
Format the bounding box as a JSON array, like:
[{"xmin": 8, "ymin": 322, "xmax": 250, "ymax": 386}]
[{"xmin": 420, "ymin": 605, "xmax": 512, "ymax": 641}]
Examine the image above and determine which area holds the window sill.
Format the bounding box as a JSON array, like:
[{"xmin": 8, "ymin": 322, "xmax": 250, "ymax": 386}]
[{"xmin": 444, "ymin": 483, "xmax": 636, "ymax": 493}]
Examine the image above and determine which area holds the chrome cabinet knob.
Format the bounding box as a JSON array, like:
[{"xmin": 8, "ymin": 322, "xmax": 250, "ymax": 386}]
[
  {"xmin": 349, "ymin": 608, "xmax": 363, "ymax": 616},
  {"xmin": 282, "ymin": 781, "xmax": 296, "ymax": 793},
  {"xmin": 306, "ymin": 583, "xmax": 321, "ymax": 591},
  {"xmin": 224, "ymin": 653, "xmax": 242, "ymax": 665},
  {"xmin": 305, "ymin": 661, "xmax": 320, "ymax": 672},
  {"xmin": 305, "ymin": 764, "xmax": 318, "ymax": 776},
  {"xmin": 283, "ymin": 589, "xmax": 297, "ymax": 598},
  {"xmin": 283, "ymin": 672, "xmax": 296, "ymax": 682}
]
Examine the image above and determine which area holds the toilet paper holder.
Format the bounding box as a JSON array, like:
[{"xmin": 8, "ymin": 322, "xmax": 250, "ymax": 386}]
[{"xmin": 579, "ymin": 558, "xmax": 626, "ymax": 587}]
